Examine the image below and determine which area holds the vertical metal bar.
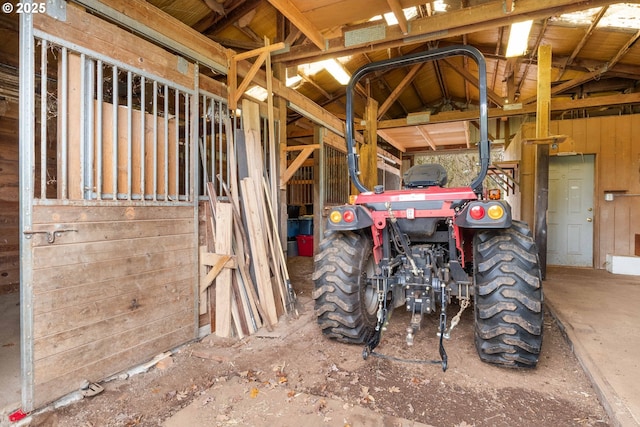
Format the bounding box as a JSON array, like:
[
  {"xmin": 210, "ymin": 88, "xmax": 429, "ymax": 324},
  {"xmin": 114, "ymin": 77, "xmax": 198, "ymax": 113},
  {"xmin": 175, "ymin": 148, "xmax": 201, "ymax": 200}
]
[
  {"xmin": 60, "ymin": 46, "xmax": 68, "ymax": 199},
  {"xmin": 79, "ymin": 53, "xmax": 85, "ymax": 199},
  {"xmin": 82, "ymin": 55, "xmax": 95, "ymax": 200},
  {"xmin": 218, "ymin": 101, "xmax": 223, "ymax": 194},
  {"xmin": 112, "ymin": 65, "xmax": 118, "ymax": 199},
  {"xmin": 174, "ymin": 89, "xmax": 179, "ymax": 199},
  {"xmin": 127, "ymin": 70, "xmax": 132, "ymax": 200},
  {"xmin": 140, "ymin": 76, "xmax": 146, "ymax": 199},
  {"xmin": 164, "ymin": 84, "xmax": 169, "ymax": 201},
  {"xmin": 39, "ymin": 40, "xmax": 47, "ymax": 199},
  {"xmin": 184, "ymin": 92, "xmax": 190, "ymax": 200},
  {"xmin": 201, "ymin": 95, "xmax": 207, "ymax": 190},
  {"xmin": 96, "ymin": 60, "xmax": 103, "ymax": 200},
  {"xmin": 19, "ymin": 10, "xmax": 35, "ymax": 412},
  {"xmin": 152, "ymin": 80, "xmax": 158, "ymax": 201}
]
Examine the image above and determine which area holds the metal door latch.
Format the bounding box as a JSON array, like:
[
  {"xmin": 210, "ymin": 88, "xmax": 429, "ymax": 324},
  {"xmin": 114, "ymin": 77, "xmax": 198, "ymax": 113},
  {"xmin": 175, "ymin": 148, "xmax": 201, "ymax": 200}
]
[{"xmin": 23, "ymin": 229, "xmax": 77, "ymax": 243}]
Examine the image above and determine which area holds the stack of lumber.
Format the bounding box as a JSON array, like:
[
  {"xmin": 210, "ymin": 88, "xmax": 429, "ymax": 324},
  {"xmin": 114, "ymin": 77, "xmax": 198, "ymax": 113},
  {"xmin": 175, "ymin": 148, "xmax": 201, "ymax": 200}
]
[{"xmin": 199, "ymin": 99, "xmax": 296, "ymax": 338}]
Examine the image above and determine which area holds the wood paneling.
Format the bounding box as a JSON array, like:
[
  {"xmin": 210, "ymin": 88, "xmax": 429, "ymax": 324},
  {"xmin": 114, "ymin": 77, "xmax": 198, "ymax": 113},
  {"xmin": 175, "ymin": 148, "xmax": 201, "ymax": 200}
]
[
  {"xmin": 509, "ymin": 114, "xmax": 640, "ymax": 269},
  {"xmin": 30, "ymin": 204, "xmax": 196, "ymax": 408}
]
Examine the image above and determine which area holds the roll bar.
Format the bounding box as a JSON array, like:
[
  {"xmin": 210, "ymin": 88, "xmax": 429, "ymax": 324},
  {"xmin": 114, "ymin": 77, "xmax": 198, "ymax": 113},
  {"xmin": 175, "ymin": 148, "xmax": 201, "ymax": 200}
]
[{"xmin": 345, "ymin": 45, "xmax": 490, "ymax": 194}]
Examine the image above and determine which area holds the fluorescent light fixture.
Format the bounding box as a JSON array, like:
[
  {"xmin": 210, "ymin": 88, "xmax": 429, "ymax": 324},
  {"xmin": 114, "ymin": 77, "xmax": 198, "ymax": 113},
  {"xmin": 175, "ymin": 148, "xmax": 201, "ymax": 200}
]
[
  {"xmin": 286, "ymin": 74, "xmax": 302, "ymax": 87},
  {"xmin": 245, "ymin": 85, "xmax": 268, "ymax": 101},
  {"xmin": 324, "ymin": 59, "xmax": 351, "ymax": 85},
  {"xmin": 506, "ymin": 20, "xmax": 533, "ymax": 57},
  {"xmin": 384, "ymin": 12, "xmax": 398, "ymax": 26},
  {"xmin": 433, "ymin": 0, "xmax": 447, "ymax": 12}
]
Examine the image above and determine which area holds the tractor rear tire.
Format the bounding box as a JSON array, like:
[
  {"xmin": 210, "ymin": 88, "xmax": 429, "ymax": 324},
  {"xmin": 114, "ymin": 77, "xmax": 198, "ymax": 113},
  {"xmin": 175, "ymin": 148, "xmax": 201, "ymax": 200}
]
[
  {"xmin": 473, "ymin": 225, "xmax": 543, "ymax": 368},
  {"xmin": 312, "ymin": 230, "xmax": 378, "ymax": 343}
]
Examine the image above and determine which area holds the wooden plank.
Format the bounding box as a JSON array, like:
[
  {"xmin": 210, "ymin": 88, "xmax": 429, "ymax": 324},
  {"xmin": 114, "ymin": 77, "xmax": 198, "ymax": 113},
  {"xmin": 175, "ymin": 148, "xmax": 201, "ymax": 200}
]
[
  {"xmin": 240, "ymin": 178, "xmax": 278, "ymax": 325},
  {"xmin": 33, "ymin": 234, "xmax": 193, "ymax": 269},
  {"xmin": 214, "ymin": 203, "xmax": 233, "ymax": 337},
  {"xmin": 200, "ymin": 255, "xmax": 234, "ymax": 293},
  {"xmin": 32, "ymin": 248, "xmax": 194, "ymax": 293},
  {"xmin": 32, "ymin": 205, "xmax": 193, "ymax": 224}
]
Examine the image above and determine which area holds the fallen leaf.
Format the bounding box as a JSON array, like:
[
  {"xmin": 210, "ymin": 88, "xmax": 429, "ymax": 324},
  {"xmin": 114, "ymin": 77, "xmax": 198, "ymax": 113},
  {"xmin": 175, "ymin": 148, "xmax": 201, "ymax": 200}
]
[{"xmin": 249, "ymin": 387, "xmax": 259, "ymax": 398}]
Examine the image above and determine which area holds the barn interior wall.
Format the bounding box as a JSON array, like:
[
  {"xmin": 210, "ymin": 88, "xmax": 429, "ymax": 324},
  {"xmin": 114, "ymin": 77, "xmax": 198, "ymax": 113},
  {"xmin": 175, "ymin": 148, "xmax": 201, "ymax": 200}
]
[
  {"xmin": 505, "ymin": 114, "xmax": 640, "ymax": 269},
  {"xmin": 0, "ymin": 99, "xmax": 18, "ymax": 294}
]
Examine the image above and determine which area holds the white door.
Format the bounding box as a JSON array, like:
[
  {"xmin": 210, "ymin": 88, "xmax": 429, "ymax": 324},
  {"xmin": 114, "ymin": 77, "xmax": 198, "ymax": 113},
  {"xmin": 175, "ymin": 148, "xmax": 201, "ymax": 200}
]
[{"xmin": 548, "ymin": 155, "xmax": 595, "ymax": 267}]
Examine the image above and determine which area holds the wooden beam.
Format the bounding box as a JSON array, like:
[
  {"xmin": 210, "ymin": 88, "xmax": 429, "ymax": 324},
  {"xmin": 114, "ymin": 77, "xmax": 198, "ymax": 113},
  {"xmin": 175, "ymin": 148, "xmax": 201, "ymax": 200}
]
[
  {"xmin": 416, "ymin": 126, "xmax": 437, "ymax": 151},
  {"xmin": 374, "ymin": 92, "xmax": 640, "ymax": 129},
  {"xmin": 441, "ymin": 58, "xmax": 504, "ymax": 107},
  {"xmin": 386, "ymin": 0, "xmax": 409, "ymax": 34},
  {"xmin": 282, "ymin": 146, "xmax": 316, "ymax": 185},
  {"xmin": 273, "ymin": 0, "xmax": 620, "ymax": 65},
  {"xmin": 360, "ymin": 97, "xmax": 379, "ymax": 190},
  {"xmin": 266, "ymin": 0, "xmax": 326, "ymax": 50},
  {"xmin": 377, "ymin": 64, "xmax": 423, "ymax": 119}
]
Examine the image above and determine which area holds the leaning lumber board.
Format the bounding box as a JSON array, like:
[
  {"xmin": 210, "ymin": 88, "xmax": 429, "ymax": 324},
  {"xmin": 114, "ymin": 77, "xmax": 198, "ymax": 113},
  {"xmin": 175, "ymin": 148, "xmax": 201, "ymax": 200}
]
[
  {"xmin": 214, "ymin": 203, "xmax": 234, "ymax": 337},
  {"xmin": 240, "ymin": 177, "xmax": 278, "ymax": 325}
]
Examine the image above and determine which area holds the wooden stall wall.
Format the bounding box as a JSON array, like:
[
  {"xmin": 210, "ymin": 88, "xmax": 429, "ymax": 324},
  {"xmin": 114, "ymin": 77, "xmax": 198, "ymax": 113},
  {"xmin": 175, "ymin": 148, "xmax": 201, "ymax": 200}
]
[
  {"xmin": 505, "ymin": 114, "xmax": 640, "ymax": 269},
  {"xmin": 30, "ymin": 205, "xmax": 195, "ymax": 408},
  {"xmin": 0, "ymin": 99, "xmax": 18, "ymax": 293}
]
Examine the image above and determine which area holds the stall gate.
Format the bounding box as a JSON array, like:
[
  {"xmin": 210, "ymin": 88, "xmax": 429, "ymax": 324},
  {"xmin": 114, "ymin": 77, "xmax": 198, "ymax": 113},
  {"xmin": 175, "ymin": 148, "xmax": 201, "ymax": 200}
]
[{"xmin": 20, "ymin": 9, "xmax": 199, "ymax": 410}]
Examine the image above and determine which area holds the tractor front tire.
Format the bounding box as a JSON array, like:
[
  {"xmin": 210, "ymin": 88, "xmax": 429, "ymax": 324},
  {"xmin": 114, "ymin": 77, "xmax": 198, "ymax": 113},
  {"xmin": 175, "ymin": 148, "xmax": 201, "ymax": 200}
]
[
  {"xmin": 312, "ymin": 230, "xmax": 378, "ymax": 343},
  {"xmin": 473, "ymin": 225, "xmax": 543, "ymax": 368}
]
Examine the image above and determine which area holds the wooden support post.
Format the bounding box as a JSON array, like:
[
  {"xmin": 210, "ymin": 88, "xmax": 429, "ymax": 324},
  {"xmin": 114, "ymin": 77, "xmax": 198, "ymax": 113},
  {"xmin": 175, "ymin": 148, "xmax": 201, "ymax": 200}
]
[
  {"xmin": 361, "ymin": 97, "xmax": 379, "ymax": 190},
  {"xmin": 227, "ymin": 42, "xmax": 285, "ymax": 111},
  {"xmin": 535, "ymin": 44, "xmax": 552, "ymax": 279}
]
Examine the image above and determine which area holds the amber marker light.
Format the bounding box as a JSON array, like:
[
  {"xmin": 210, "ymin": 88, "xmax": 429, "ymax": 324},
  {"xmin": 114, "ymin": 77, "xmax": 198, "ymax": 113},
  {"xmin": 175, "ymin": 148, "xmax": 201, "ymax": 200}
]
[
  {"xmin": 487, "ymin": 204, "xmax": 504, "ymax": 220},
  {"xmin": 330, "ymin": 210, "xmax": 343, "ymax": 223}
]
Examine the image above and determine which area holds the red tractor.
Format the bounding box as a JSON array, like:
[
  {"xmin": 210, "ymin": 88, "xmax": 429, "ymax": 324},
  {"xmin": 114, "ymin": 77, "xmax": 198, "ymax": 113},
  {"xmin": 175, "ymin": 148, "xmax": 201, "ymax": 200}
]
[{"xmin": 312, "ymin": 46, "xmax": 543, "ymax": 370}]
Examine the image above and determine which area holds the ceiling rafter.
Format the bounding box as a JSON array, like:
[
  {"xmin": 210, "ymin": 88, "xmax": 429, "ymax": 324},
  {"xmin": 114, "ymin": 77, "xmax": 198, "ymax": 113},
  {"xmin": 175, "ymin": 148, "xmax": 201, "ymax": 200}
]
[
  {"xmin": 521, "ymin": 27, "xmax": 640, "ymax": 104},
  {"xmin": 441, "ymin": 58, "xmax": 504, "ymax": 107},
  {"xmin": 266, "ymin": 0, "xmax": 326, "ymax": 50},
  {"xmin": 377, "ymin": 63, "xmax": 423, "ymax": 119},
  {"xmin": 196, "ymin": 0, "xmax": 263, "ymax": 34},
  {"xmin": 386, "ymin": 0, "xmax": 409, "ymax": 34},
  {"xmin": 416, "ymin": 126, "xmax": 438, "ymax": 151},
  {"xmin": 556, "ymin": 6, "xmax": 608, "ymax": 81}
]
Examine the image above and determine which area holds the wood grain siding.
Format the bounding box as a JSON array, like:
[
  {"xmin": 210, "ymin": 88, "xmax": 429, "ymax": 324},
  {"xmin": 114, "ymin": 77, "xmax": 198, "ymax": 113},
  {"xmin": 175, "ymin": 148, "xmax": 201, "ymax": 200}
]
[
  {"xmin": 30, "ymin": 205, "xmax": 196, "ymax": 408},
  {"xmin": 508, "ymin": 114, "xmax": 640, "ymax": 269}
]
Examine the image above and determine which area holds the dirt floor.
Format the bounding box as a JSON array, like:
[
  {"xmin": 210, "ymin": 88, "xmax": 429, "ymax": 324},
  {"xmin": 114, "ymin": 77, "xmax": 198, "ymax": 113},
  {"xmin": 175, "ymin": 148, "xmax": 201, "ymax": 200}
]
[{"xmin": 30, "ymin": 256, "xmax": 609, "ymax": 427}]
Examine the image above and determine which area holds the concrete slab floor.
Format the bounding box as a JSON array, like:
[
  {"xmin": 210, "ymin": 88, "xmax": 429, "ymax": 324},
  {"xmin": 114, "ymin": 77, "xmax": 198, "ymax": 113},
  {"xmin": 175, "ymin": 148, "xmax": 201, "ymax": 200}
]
[
  {"xmin": 545, "ymin": 267, "xmax": 640, "ymax": 427},
  {"xmin": 0, "ymin": 292, "xmax": 21, "ymax": 419}
]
